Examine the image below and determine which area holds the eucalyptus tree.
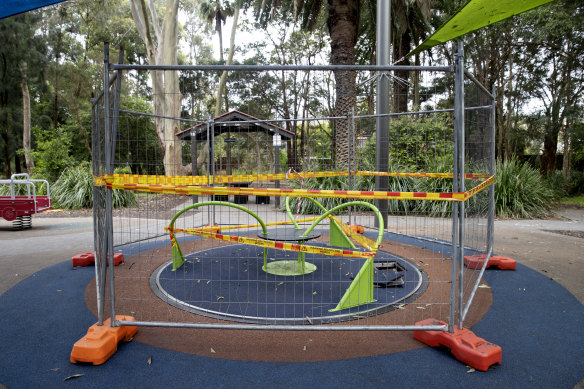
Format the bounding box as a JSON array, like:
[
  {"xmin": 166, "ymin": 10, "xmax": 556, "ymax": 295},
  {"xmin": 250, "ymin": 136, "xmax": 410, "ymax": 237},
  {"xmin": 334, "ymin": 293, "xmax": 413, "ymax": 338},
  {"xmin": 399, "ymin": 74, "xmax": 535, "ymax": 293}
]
[{"xmin": 130, "ymin": 0, "xmax": 184, "ymax": 175}]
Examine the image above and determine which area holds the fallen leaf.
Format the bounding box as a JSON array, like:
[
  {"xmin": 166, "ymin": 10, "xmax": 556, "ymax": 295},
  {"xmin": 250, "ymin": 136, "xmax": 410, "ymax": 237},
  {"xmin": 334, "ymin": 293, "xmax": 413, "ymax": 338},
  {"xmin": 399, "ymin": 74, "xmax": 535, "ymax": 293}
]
[
  {"xmin": 64, "ymin": 374, "xmax": 84, "ymax": 381},
  {"xmin": 305, "ymin": 316, "xmax": 313, "ymax": 325},
  {"xmin": 210, "ymin": 348, "xmax": 216, "ymax": 353},
  {"xmin": 303, "ymin": 345, "xmax": 307, "ymax": 351},
  {"xmin": 416, "ymin": 306, "xmax": 425, "ymax": 310},
  {"xmin": 478, "ymin": 284, "xmax": 490, "ymax": 289},
  {"xmin": 277, "ymin": 282, "xmax": 284, "ymax": 285},
  {"xmin": 206, "ymin": 280, "xmax": 211, "ymax": 284},
  {"xmin": 312, "ymin": 291, "xmax": 317, "ymax": 295},
  {"xmin": 397, "ymin": 304, "xmax": 406, "ymax": 310},
  {"xmin": 48, "ymin": 368, "xmax": 59, "ymax": 372},
  {"xmin": 197, "ymin": 280, "xmax": 201, "ymax": 283},
  {"xmin": 57, "ymin": 289, "xmax": 62, "ymax": 292},
  {"xmin": 466, "ymin": 367, "xmax": 476, "ymax": 373},
  {"xmin": 147, "ymin": 356, "xmax": 152, "ymax": 365},
  {"xmin": 217, "ymin": 296, "xmax": 224, "ymax": 301}
]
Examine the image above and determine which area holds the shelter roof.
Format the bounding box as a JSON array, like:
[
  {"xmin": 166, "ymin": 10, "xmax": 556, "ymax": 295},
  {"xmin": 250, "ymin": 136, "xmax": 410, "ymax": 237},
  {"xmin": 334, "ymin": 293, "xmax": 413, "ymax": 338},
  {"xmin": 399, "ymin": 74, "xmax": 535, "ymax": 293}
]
[{"xmin": 176, "ymin": 110, "xmax": 295, "ymax": 141}]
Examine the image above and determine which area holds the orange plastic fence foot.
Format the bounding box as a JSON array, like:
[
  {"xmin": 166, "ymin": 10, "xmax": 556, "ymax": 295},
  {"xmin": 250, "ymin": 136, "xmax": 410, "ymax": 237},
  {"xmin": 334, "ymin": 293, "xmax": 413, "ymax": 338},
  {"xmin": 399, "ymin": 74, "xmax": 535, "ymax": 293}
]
[
  {"xmin": 464, "ymin": 254, "xmax": 516, "ymax": 270},
  {"xmin": 72, "ymin": 252, "xmax": 95, "ymax": 267},
  {"xmin": 72, "ymin": 252, "xmax": 124, "ymax": 267},
  {"xmin": 112, "ymin": 253, "xmax": 125, "ymax": 266},
  {"xmin": 70, "ymin": 316, "xmax": 138, "ymax": 365},
  {"xmin": 414, "ymin": 318, "xmax": 502, "ymax": 371}
]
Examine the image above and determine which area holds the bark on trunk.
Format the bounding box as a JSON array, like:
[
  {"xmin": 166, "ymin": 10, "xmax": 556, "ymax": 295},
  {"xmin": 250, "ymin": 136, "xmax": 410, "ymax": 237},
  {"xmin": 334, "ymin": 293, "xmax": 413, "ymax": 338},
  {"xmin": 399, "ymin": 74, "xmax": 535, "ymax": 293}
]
[
  {"xmin": 20, "ymin": 61, "xmax": 34, "ymax": 174},
  {"xmin": 328, "ymin": 0, "xmax": 359, "ymax": 169},
  {"xmin": 215, "ymin": 6, "xmax": 239, "ymax": 117},
  {"xmin": 131, "ymin": 0, "xmax": 184, "ymax": 176},
  {"xmin": 392, "ymin": 32, "xmax": 411, "ymax": 113},
  {"xmin": 541, "ymin": 127, "xmax": 560, "ymax": 175}
]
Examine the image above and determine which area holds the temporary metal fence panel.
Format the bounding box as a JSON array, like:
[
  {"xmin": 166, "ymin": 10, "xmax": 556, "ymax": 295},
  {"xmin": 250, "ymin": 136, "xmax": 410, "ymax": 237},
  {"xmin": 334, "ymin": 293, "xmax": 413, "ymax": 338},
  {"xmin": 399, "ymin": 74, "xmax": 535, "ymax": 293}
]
[{"xmin": 91, "ymin": 44, "xmax": 493, "ymax": 333}]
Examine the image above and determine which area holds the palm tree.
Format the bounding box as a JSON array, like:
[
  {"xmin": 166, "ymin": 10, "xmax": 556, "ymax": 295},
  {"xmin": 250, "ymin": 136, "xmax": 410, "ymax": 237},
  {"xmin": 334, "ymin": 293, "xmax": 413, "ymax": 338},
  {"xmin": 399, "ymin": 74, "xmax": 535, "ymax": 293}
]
[
  {"xmin": 252, "ymin": 0, "xmax": 360, "ymax": 168},
  {"xmin": 200, "ymin": 0, "xmax": 234, "ymax": 63},
  {"xmin": 391, "ymin": 0, "xmax": 433, "ymax": 113}
]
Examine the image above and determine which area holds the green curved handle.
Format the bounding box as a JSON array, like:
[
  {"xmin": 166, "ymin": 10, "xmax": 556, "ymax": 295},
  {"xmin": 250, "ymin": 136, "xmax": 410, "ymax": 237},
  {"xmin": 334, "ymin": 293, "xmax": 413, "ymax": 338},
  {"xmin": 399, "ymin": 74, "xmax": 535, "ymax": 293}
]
[
  {"xmin": 285, "ymin": 196, "xmax": 327, "ymax": 229},
  {"xmin": 303, "ymin": 201, "xmax": 385, "ymax": 248},
  {"xmin": 169, "ymin": 201, "xmax": 267, "ymax": 234},
  {"xmin": 169, "ymin": 201, "xmax": 267, "ymax": 270}
]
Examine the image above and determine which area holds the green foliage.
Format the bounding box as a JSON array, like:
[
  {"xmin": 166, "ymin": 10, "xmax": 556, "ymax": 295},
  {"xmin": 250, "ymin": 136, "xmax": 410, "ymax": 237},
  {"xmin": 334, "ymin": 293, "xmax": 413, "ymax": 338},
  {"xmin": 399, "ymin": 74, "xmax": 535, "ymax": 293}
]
[
  {"xmin": 388, "ymin": 114, "xmax": 454, "ymax": 171},
  {"xmin": 547, "ymin": 170, "xmax": 584, "ymax": 197},
  {"xmin": 31, "ymin": 127, "xmax": 75, "ymax": 183},
  {"xmin": 51, "ymin": 162, "xmax": 137, "ymax": 210},
  {"xmin": 495, "ymin": 157, "xmax": 556, "ymax": 218},
  {"xmin": 0, "ymin": 178, "xmax": 48, "ymax": 197},
  {"xmin": 559, "ymin": 196, "xmax": 584, "ymax": 207},
  {"xmin": 116, "ymin": 96, "xmax": 161, "ymax": 175}
]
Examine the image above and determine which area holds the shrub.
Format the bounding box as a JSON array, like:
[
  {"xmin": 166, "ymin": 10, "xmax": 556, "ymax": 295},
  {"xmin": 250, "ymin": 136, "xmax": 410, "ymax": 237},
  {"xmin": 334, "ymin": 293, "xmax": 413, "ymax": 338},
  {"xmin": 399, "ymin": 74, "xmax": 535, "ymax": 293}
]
[
  {"xmin": 52, "ymin": 162, "xmax": 137, "ymax": 210},
  {"xmin": 31, "ymin": 127, "xmax": 75, "ymax": 183},
  {"xmin": 547, "ymin": 170, "xmax": 584, "ymax": 197},
  {"xmin": 495, "ymin": 157, "xmax": 555, "ymax": 218}
]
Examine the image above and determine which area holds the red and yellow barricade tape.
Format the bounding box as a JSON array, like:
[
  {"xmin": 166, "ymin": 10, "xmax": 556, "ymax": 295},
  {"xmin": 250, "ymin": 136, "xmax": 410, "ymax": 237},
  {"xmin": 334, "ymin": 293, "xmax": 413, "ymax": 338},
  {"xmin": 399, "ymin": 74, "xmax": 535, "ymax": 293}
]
[
  {"xmin": 165, "ymin": 227, "xmax": 376, "ymax": 259},
  {"xmin": 95, "ymin": 171, "xmax": 494, "ymax": 202},
  {"xmin": 329, "ymin": 216, "xmax": 378, "ymax": 252}
]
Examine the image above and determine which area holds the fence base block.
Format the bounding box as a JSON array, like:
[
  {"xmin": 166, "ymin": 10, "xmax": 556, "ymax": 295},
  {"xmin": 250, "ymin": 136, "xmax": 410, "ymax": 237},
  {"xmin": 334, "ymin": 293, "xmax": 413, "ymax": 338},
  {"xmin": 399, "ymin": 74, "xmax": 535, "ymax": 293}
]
[
  {"xmin": 72, "ymin": 252, "xmax": 124, "ymax": 267},
  {"xmin": 464, "ymin": 254, "xmax": 516, "ymax": 270},
  {"xmin": 72, "ymin": 252, "xmax": 95, "ymax": 267},
  {"xmin": 70, "ymin": 316, "xmax": 137, "ymax": 365},
  {"xmin": 414, "ymin": 318, "xmax": 502, "ymax": 371}
]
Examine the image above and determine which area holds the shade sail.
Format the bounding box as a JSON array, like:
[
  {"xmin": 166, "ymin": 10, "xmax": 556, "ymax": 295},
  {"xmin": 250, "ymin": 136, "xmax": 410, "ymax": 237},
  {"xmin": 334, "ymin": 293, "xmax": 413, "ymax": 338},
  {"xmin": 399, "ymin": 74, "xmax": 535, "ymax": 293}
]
[
  {"xmin": 0, "ymin": 0, "xmax": 68, "ymax": 19},
  {"xmin": 408, "ymin": 0, "xmax": 555, "ymax": 56}
]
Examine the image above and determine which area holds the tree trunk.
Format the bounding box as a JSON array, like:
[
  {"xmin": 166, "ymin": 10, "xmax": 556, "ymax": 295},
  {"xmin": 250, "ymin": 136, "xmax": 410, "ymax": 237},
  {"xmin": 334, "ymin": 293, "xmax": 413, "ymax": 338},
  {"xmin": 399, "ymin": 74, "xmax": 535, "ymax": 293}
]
[
  {"xmin": 2, "ymin": 130, "xmax": 10, "ymax": 178},
  {"xmin": 562, "ymin": 122, "xmax": 572, "ymax": 182},
  {"xmin": 541, "ymin": 125, "xmax": 560, "ymax": 175},
  {"xmin": 413, "ymin": 53, "xmax": 420, "ymax": 110},
  {"xmin": 130, "ymin": 0, "xmax": 184, "ymax": 176},
  {"xmin": 328, "ymin": 0, "xmax": 359, "ymax": 169},
  {"xmin": 19, "ymin": 61, "xmax": 34, "ymax": 174},
  {"xmin": 215, "ymin": 6, "xmax": 239, "ymax": 117},
  {"xmin": 392, "ymin": 31, "xmax": 411, "ymax": 113}
]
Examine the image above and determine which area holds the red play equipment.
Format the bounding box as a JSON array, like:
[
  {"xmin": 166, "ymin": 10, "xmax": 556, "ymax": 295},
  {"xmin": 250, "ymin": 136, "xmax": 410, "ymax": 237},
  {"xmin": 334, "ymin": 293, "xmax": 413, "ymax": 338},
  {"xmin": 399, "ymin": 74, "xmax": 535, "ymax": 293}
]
[{"xmin": 0, "ymin": 173, "xmax": 52, "ymax": 230}]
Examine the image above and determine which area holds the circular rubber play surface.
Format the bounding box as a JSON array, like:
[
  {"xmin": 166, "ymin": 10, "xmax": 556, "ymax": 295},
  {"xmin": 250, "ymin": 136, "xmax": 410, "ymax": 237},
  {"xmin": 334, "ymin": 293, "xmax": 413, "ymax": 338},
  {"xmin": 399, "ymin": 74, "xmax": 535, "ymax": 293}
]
[{"xmin": 150, "ymin": 243, "xmax": 427, "ymax": 324}]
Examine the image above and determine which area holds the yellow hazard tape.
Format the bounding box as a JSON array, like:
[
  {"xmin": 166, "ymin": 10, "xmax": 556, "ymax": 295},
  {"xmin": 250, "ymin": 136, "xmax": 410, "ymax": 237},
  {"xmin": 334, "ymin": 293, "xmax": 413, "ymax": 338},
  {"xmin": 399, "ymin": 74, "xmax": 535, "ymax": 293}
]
[
  {"xmin": 95, "ymin": 172, "xmax": 494, "ymax": 201},
  {"xmin": 165, "ymin": 227, "xmax": 376, "ymax": 259},
  {"xmin": 462, "ymin": 174, "xmax": 495, "ymax": 200},
  {"xmin": 174, "ymin": 217, "xmax": 320, "ymax": 233},
  {"xmin": 94, "ymin": 170, "xmax": 490, "ymax": 187},
  {"xmin": 329, "ymin": 216, "xmax": 378, "ymax": 252}
]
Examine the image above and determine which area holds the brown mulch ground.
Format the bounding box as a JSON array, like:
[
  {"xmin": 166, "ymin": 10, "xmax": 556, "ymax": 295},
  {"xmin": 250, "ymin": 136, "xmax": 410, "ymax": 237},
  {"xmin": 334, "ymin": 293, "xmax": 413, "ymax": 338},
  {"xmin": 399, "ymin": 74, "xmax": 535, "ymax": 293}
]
[{"xmin": 84, "ymin": 234, "xmax": 493, "ymax": 362}]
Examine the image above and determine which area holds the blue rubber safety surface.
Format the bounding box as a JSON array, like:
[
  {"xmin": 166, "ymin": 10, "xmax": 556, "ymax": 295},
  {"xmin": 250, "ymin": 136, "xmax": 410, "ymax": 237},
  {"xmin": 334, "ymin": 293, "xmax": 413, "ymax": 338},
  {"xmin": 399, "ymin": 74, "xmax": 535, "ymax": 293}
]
[
  {"xmin": 0, "ymin": 246, "xmax": 583, "ymax": 388},
  {"xmin": 153, "ymin": 244, "xmax": 425, "ymax": 324}
]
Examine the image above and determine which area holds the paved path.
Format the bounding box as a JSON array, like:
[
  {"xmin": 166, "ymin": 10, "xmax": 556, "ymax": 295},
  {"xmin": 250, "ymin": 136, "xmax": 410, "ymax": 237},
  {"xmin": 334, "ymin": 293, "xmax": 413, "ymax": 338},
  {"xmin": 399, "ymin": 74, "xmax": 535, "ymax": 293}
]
[{"xmin": 494, "ymin": 208, "xmax": 584, "ymax": 303}]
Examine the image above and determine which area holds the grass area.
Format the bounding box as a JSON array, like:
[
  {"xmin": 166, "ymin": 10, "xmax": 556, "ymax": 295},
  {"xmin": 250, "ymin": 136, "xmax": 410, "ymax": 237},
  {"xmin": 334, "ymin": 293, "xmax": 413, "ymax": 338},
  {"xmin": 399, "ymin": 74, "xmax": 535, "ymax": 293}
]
[{"xmin": 558, "ymin": 197, "xmax": 584, "ymax": 207}]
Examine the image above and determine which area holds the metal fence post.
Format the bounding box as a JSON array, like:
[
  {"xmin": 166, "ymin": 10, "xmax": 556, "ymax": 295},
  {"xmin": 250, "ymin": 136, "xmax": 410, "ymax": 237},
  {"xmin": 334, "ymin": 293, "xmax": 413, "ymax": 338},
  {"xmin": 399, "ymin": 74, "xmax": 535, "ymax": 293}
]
[
  {"xmin": 375, "ymin": 0, "xmax": 390, "ymax": 228},
  {"xmin": 455, "ymin": 41, "xmax": 466, "ymax": 330}
]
